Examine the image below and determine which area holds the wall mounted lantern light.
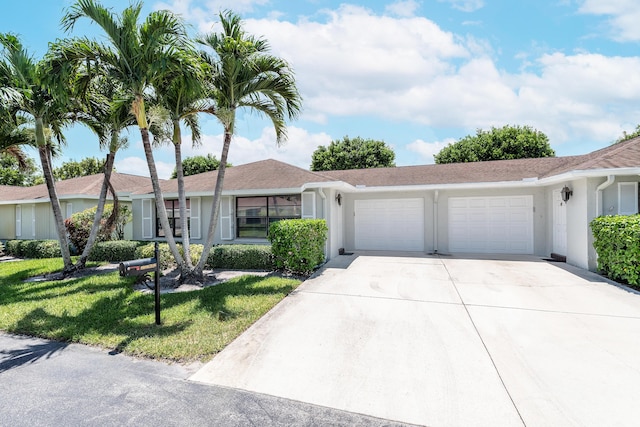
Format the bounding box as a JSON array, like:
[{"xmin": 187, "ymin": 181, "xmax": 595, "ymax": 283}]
[
  {"xmin": 335, "ymin": 193, "xmax": 342, "ymax": 206},
  {"xmin": 561, "ymin": 186, "xmax": 573, "ymax": 202}
]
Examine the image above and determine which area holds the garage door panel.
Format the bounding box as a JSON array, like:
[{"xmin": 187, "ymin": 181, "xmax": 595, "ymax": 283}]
[
  {"xmin": 449, "ymin": 196, "xmax": 533, "ymax": 254},
  {"xmin": 355, "ymin": 198, "xmax": 424, "ymax": 251}
]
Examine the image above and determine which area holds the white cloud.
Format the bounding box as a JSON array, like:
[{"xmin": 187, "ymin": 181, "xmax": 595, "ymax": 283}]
[
  {"xmin": 154, "ymin": 0, "xmax": 268, "ymax": 16},
  {"xmin": 406, "ymin": 138, "xmax": 455, "ymax": 163},
  {"xmin": 148, "ymin": 2, "xmax": 640, "ymax": 164},
  {"xmin": 162, "ymin": 126, "xmax": 332, "ymax": 171},
  {"xmin": 115, "ymin": 156, "xmax": 176, "ymax": 180},
  {"xmin": 437, "ymin": 0, "xmax": 484, "ymax": 13},
  {"xmin": 578, "ymin": 0, "xmax": 640, "ymax": 42},
  {"xmin": 385, "ymin": 0, "xmax": 420, "ymax": 18}
]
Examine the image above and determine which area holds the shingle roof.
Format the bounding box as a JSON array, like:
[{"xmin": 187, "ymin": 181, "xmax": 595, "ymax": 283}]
[
  {"xmin": 0, "ymin": 172, "xmax": 158, "ymax": 202},
  {"xmin": 322, "ymin": 136, "xmax": 640, "ymax": 187},
  {"xmin": 2, "ymin": 137, "xmax": 639, "ymax": 201},
  {"xmin": 150, "ymin": 159, "xmax": 334, "ymax": 195}
]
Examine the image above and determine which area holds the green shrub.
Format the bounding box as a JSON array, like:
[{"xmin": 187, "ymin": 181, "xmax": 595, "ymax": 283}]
[
  {"xmin": 135, "ymin": 242, "xmax": 175, "ymax": 270},
  {"xmin": 206, "ymin": 244, "xmax": 274, "ymax": 270},
  {"xmin": 35, "ymin": 240, "xmax": 62, "ymax": 258},
  {"xmin": 65, "ymin": 204, "xmax": 132, "ymax": 254},
  {"xmin": 4, "ymin": 239, "xmax": 61, "ymax": 259},
  {"xmin": 269, "ymin": 219, "xmax": 327, "ymax": 275},
  {"xmin": 0, "ymin": 241, "xmax": 4, "ymax": 256},
  {"xmin": 591, "ymin": 215, "xmax": 640, "ymax": 285},
  {"xmin": 189, "ymin": 244, "xmax": 204, "ymax": 266},
  {"xmin": 88, "ymin": 240, "xmax": 143, "ymax": 262},
  {"xmin": 5, "ymin": 240, "xmax": 22, "ymax": 257}
]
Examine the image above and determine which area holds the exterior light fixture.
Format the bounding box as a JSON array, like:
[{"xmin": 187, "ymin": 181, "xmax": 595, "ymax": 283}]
[
  {"xmin": 335, "ymin": 193, "xmax": 342, "ymax": 206},
  {"xmin": 561, "ymin": 186, "xmax": 573, "ymax": 202}
]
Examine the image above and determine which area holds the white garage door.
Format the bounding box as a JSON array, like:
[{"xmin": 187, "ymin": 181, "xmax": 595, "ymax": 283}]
[
  {"xmin": 355, "ymin": 198, "xmax": 424, "ymax": 251},
  {"xmin": 448, "ymin": 196, "xmax": 533, "ymax": 254}
]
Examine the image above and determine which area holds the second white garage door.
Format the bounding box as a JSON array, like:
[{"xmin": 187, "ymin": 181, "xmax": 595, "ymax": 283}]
[
  {"xmin": 355, "ymin": 198, "xmax": 425, "ymax": 251},
  {"xmin": 448, "ymin": 196, "xmax": 533, "ymax": 254}
]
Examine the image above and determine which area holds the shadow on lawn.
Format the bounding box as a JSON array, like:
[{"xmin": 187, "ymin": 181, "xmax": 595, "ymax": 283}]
[
  {"xmin": 0, "ymin": 337, "xmax": 67, "ymax": 373},
  {"xmin": 162, "ymin": 274, "xmax": 299, "ymax": 321},
  {"xmin": 5, "ymin": 273, "xmax": 298, "ymax": 359}
]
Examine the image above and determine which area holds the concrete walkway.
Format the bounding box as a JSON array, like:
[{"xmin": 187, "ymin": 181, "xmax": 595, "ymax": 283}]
[{"xmin": 191, "ymin": 252, "xmax": 640, "ymax": 426}]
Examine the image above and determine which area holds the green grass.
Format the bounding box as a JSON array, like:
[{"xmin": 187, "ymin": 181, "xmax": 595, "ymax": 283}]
[{"xmin": 0, "ymin": 258, "xmax": 300, "ymax": 362}]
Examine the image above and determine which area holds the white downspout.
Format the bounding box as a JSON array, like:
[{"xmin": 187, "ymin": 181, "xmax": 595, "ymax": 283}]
[
  {"xmin": 596, "ymin": 176, "xmax": 615, "ymax": 217},
  {"xmin": 318, "ymin": 189, "xmax": 328, "ymax": 260},
  {"xmin": 433, "ymin": 190, "xmax": 439, "ymax": 254}
]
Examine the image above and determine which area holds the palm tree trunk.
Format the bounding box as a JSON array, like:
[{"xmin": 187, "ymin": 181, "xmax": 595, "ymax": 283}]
[
  {"xmin": 195, "ymin": 129, "xmax": 232, "ymax": 273},
  {"xmin": 140, "ymin": 127, "xmax": 185, "ymax": 268},
  {"xmin": 75, "ymin": 150, "xmax": 115, "ymax": 269},
  {"xmin": 35, "ymin": 117, "xmax": 73, "ymax": 273},
  {"xmin": 172, "ymin": 120, "xmax": 194, "ymax": 281}
]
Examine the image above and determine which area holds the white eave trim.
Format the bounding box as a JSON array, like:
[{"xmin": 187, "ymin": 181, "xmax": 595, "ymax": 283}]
[{"xmin": 536, "ymin": 167, "xmax": 640, "ymax": 185}]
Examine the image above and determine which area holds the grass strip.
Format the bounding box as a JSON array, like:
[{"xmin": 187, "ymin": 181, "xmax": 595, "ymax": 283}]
[{"xmin": 0, "ymin": 258, "xmax": 300, "ymax": 362}]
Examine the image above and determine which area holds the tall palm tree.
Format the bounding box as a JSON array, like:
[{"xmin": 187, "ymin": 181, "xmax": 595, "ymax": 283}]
[
  {"xmin": 61, "ymin": 0, "xmax": 201, "ymax": 269},
  {"xmin": 0, "ymin": 33, "xmax": 75, "ymax": 273},
  {"xmin": 151, "ymin": 56, "xmax": 212, "ymax": 280},
  {"xmin": 74, "ymin": 77, "xmax": 133, "ymax": 269},
  {"xmin": 194, "ymin": 11, "xmax": 302, "ymax": 275}
]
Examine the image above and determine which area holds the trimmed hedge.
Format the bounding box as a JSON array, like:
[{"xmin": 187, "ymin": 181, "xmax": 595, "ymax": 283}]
[
  {"xmin": 3, "ymin": 239, "xmax": 275, "ymax": 271},
  {"xmin": 135, "ymin": 242, "xmax": 176, "ymax": 270},
  {"xmin": 269, "ymin": 219, "xmax": 328, "ymax": 275},
  {"xmin": 591, "ymin": 214, "xmax": 640, "ymax": 285},
  {"xmin": 4, "ymin": 239, "xmax": 62, "ymax": 259},
  {"xmin": 206, "ymin": 244, "xmax": 274, "ymax": 270},
  {"xmin": 88, "ymin": 240, "xmax": 143, "ymax": 263}
]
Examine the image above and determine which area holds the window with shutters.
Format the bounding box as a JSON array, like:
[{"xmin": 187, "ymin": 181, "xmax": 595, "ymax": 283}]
[
  {"xmin": 157, "ymin": 199, "xmax": 191, "ymax": 238},
  {"xmin": 236, "ymin": 195, "xmax": 302, "ymax": 238}
]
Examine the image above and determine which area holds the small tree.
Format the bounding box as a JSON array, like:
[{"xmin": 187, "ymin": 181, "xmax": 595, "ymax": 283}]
[
  {"xmin": 170, "ymin": 154, "xmax": 231, "ymax": 178},
  {"xmin": 65, "ymin": 203, "xmax": 132, "ymax": 253},
  {"xmin": 0, "ymin": 153, "xmax": 42, "ymax": 186},
  {"xmin": 54, "ymin": 157, "xmax": 110, "ymax": 180},
  {"xmin": 311, "ymin": 136, "xmax": 396, "ymax": 171},
  {"xmin": 615, "ymin": 125, "xmax": 640, "ymax": 144},
  {"xmin": 434, "ymin": 125, "xmax": 555, "ymax": 164}
]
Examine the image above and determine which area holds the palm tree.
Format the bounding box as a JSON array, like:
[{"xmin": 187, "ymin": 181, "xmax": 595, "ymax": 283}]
[
  {"xmin": 61, "ymin": 0, "xmax": 201, "ymax": 270},
  {"xmin": 0, "ymin": 108, "xmax": 33, "ymax": 169},
  {"xmin": 0, "ymin": 33, "xmax": 75, "ymax": 273},
  {"xmin": 73, "ymin": 76, "xmax": 134, "ymax": 269},
  {"xmin": 151, "ymin": 56, "xmax": 212, "ymax": 280},
  {"xmin": 194, "ymin": 11, "xmax": 302, "ymax": 275}
]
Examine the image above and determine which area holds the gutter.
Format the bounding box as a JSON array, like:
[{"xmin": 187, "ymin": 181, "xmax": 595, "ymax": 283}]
[
  {"xmin": 595, "ymin": 176, "xmax": 615, "ymax": 217},
  {"xmin": 318, "ymin": 188, "xmax": 328, "ymax": 260}
]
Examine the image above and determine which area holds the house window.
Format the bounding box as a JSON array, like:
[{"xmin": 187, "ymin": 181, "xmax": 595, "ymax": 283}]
[
  {"xmin": 156, "ymin": 199, "xmax": 190, "ymax": 238},
  {"xmin": 236, "ymin": 195, "xmax": 301, "ymax": 238}
]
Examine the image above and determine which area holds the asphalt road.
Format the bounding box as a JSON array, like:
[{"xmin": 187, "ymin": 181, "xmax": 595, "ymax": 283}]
[{"xmin": 0, "ymin": 333, "xmax": 411, "ymax": 427}]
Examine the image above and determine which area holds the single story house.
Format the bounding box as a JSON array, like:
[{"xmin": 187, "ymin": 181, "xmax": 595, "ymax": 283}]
[
  {"xmin": 2, "ymin": 136, "xmax": 640, "ymax": 272},
  {"xmin": 0, "ymin": 172, "xmax": 154, "ymax": 241}
]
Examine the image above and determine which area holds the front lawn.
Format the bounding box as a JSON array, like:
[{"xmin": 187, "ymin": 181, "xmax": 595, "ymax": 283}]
[{"xmin": 0, "ymin": 259, "xmax": 300, "ymax": 362}]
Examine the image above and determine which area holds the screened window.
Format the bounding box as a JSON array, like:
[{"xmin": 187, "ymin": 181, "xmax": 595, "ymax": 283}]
[
  {"xmin": 236, "ymin": 195, "xmax": 301, "ymax": 238},
  {"xmin": 157, "ymin": 199, "xmax": 190, "ymax": 238}
]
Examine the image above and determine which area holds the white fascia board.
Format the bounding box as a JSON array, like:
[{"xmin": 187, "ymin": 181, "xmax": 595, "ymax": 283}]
[
  {"xmin": 536, "ymin": 167, "xmax": 640, "ymax": 185},
  {"xmin": 347, "ymin": 180, "xmax": 540, "ymax": 193},
  {"xmin": 301, "ymin": 181, "xmax": 356, "ymax": 192},
  {"xmin": 130, "ymin": 188, "xmax": 305, "ymax": 200}
]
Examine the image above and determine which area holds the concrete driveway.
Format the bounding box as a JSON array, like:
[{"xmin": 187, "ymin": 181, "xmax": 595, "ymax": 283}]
[{"xmin": 190, "ymin": 253, "xmax": 640, "ymax": 426}]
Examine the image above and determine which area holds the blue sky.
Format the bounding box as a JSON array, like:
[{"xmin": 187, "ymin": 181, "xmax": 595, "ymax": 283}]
[{"xmin": 3, "ymin": 0, "xmax": 640, "ymax": 178}]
